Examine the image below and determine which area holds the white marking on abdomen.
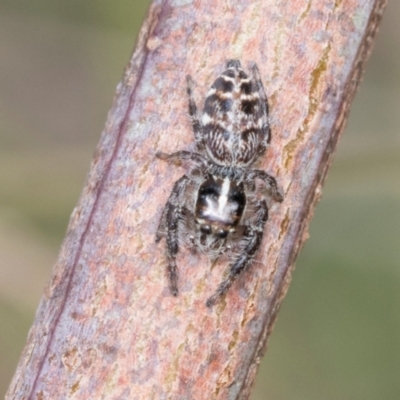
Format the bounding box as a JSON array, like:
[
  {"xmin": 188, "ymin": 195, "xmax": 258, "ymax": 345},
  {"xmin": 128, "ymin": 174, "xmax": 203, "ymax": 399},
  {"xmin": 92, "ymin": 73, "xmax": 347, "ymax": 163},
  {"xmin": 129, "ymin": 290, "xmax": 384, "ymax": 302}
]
[{"xmin": 202, "ymin": 113, "xmax": 212, "ymax": 125}]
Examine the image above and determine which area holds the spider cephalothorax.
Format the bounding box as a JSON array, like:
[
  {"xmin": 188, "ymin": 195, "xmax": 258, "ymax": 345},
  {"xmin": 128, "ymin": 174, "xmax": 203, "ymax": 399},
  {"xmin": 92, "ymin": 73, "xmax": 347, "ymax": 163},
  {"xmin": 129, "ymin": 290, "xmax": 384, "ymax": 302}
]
[{"xmin": 156, "ymin": 60, "xmax": 283, "ymax": 307}]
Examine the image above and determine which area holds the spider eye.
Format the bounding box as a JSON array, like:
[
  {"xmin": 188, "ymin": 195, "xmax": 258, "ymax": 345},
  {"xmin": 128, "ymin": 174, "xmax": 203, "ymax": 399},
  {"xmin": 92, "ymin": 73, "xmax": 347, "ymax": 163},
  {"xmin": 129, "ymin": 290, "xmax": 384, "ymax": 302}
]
[
  {"xmin": 200, "ymin": 224, "xmax": 212, "ymax": 235},
  {"xmin": 216, "ymin": 229, "xmax": 228, "ymax": 239}
]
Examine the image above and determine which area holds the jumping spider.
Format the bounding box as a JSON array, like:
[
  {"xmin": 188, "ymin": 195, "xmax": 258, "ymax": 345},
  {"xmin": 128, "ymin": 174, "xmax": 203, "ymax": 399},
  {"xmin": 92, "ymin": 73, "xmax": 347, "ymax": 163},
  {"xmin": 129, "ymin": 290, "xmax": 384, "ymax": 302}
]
[{"xmin": 156, "ymin": 60, "xmax": 283, "ymax": 307}]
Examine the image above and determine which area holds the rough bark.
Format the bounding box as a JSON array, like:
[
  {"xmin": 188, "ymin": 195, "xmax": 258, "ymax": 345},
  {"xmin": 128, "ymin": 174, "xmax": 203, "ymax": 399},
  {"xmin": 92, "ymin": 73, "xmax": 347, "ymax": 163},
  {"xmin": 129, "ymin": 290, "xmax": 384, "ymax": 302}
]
[{"xmin": 7, "ymin": 0, "xmax": 386, "ymax": 399}]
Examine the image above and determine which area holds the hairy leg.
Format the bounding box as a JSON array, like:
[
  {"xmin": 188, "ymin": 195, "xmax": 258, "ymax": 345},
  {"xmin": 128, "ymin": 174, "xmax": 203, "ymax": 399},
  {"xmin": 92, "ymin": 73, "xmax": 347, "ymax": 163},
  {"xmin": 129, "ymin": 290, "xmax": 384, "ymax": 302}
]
[
  {"xmin": 186, "ymin": 75, "xmax": 204, "ymax": 151},
  {"xmin": 245, "ymin": 169, "xmax": 284, "ymax": 203},
  {"xmin": 250, "ymin": 62, "xmax": 271, "ymax": 156},
  {"xmin": 156, "ymin": 175, "xmax": 190, "ymax": 296},
  {"xmin": 206, "ymin": 200, "xmax": 269, "ymax": 307},
  {"xmin": 156, "ymin": 150, "xmax": 207, "ymax": 167}
]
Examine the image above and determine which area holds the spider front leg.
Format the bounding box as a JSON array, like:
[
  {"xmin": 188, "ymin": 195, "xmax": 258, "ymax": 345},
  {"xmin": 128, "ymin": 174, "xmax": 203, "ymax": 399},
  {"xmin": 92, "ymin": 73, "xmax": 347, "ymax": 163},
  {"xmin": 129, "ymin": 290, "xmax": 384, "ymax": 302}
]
[
  {"xmin": 156, "ymin": 175, "xmax": 190, "ymax": 296},
  {"xmin": 206, "ymin": 200, "xmax": 269, "ymax": 307},
  {"xmin": 155, "ymin": 201, "xmax": 168, "ymax": 243},
  {"xmin": 165, "ymin": 203, "xmax": 181, "ymax": 296}
]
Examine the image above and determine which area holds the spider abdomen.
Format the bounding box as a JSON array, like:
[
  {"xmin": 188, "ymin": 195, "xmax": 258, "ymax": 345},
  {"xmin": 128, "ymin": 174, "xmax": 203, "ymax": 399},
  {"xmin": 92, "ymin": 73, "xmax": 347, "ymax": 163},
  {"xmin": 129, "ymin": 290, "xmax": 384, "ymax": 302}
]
[{"xmin": 202, "ymin": 61, "xmax": 268, "ymax": 167}]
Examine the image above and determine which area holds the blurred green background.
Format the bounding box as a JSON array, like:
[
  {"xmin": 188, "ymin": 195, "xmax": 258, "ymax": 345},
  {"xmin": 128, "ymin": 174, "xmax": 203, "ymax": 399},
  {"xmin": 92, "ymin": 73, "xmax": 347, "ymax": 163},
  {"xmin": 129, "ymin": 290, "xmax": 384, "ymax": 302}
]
[{"xmin": 0, "ymin": 1, "xmax": 399, "ymax": 399}]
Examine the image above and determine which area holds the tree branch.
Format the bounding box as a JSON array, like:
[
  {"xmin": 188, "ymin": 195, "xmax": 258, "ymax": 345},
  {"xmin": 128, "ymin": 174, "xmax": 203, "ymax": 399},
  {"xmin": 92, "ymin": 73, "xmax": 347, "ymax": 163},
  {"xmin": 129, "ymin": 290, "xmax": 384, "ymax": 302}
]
[{"xmin": 7, "ymin": 0, "xmax": 386, "ymax": 399}]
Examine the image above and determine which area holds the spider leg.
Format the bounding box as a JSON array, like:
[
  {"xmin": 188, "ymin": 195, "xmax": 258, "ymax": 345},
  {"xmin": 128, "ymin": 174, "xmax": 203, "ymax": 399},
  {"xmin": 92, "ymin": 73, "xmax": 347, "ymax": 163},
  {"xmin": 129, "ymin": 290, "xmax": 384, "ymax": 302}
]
[
  {"xmin": 156, "ymin": 150, "xmax": 207, "ymax": 167},
  {"xmin": 186, "ymin": 75, "xmax": 204, "ymax": 151},
  {"xmin": 249, "ymin": 62, "xmax": 271, "ymax": 156},
  {"xmin": 165, "ymin": 203, "xmax": 180, "ymax": 296},
  {"xmin": 155, "ymin": 202, "xmax": 168, "ymax": 243},
  {"xmin": 156, "ymin": 175, "xmax": 190, "ymax": 296},
  {"xmin": 245, "ymin": 169, "xmax": 284, "ymax": 203},
  {"xmin": 206, "ymin": 200, "xmax": 269, "ymax": 307}
]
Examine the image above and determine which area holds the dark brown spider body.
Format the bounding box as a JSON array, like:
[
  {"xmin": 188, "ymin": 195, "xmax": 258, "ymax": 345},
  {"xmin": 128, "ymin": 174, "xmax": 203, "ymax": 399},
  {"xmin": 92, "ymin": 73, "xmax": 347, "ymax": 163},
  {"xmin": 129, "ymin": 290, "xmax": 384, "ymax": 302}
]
[
  {"xmin": 156, "ymin": 60, "xmax": 283, "ymax": 307},
  {"xmin": 195, "ymin": 174, "xmax": 246, "ymax": 239},
  {"xmin": 202, "ymin": 59, "xmax": 270, "ymax": 167}
]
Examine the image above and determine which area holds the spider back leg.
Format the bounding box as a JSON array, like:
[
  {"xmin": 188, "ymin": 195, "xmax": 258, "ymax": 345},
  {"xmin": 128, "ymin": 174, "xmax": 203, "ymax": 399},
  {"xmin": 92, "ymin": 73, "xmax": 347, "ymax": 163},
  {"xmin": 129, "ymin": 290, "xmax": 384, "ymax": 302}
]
[
  {"xmin": 156, "ymin": 150, "xmax": 207, "ymax": 168},
  {"xmin": 186, "ymin": 75, "xmax": 204, "ymax": 151},
  {"xmin": 245, "ymin": 169, "xmax": 284, "ymax": 203},
  {"xmin": 249, "ymin": 62, "xmax": 271, "ymax": 157}
]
